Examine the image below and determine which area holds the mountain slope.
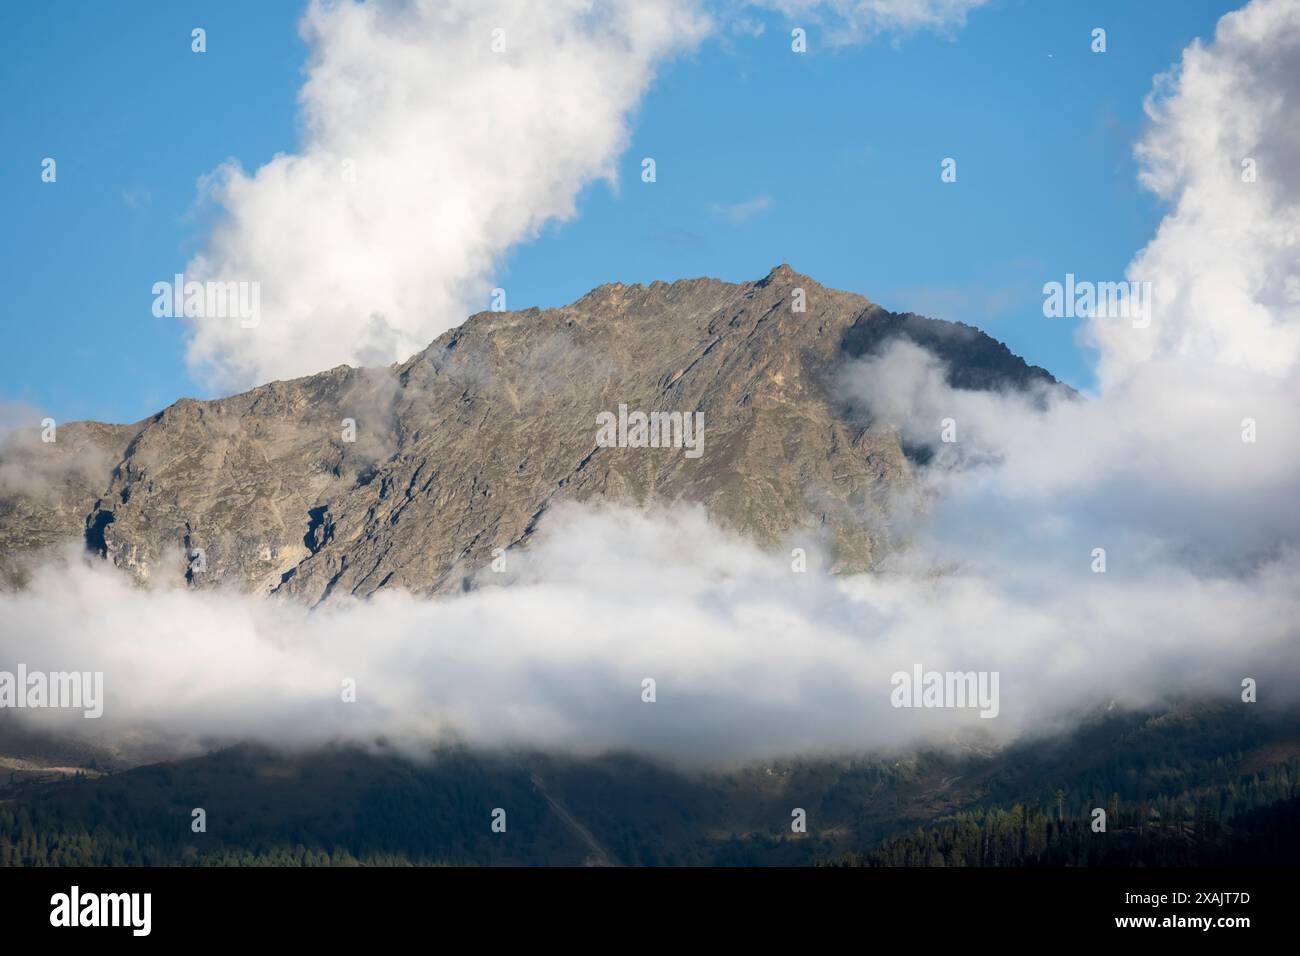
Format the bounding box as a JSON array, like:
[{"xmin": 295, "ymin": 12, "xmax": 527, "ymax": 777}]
[
  {"xmin": 0, "ymin": 266, "xmax": 1060, "ymax": 600},
  {"xmin": 2, "ymin": 704, "xmax": 1295, "ymax": 866}
]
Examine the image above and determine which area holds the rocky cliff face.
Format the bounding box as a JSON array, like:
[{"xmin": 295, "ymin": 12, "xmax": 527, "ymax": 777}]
[{"xmin": 0, "ymin": 266, "xmax": 1059, "ymax": 602}]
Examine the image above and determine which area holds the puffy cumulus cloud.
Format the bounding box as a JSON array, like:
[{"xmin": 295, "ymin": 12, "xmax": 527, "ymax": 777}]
[
  {"xmin": 751, "ymin": 0, "xmax": 989, "ymax": 44},
  {"xmin": 2, "ymin": 504, "xmax": 1293, "ymax": 766},
  {"xmin": 1106, "ymin": 0, "xmax": 1300, "ymax": 383},
  {"xmin": 838, "ymin": 0, "xmax": 1300, "ymax": 609},
  {"xmin": 184, "ymin": 0, "xmax": 711, "ymax": 390},
  {"xmin": 182, "ymin": 0, "xmax": 998, "ymax": 392}
]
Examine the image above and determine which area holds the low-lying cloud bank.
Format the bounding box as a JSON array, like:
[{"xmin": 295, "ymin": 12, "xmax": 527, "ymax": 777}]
[{"xmin": 1, "ymin": 502, "xmax": 1293, "ymax": 765}]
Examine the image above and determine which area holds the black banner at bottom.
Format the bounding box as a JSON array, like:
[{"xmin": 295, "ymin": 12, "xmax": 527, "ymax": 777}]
[{"xmin": 0, "ymin": 866, "xmax": 1287, "ymax": 942}]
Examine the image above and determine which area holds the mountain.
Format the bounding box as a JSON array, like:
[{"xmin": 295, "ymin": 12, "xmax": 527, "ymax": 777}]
[
  {"xmin": 0, "ymin": 265, "xmax": 1060, "ymax": 601},
  {"xmin": 4, "ymin": 268, "xmax": 1297, "ymax": 871}
]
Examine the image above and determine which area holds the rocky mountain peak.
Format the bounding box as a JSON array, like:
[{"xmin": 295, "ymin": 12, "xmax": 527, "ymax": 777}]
[{"xmin": 0, "ymin": 269, "xmax": 1059, "ymax": 601}]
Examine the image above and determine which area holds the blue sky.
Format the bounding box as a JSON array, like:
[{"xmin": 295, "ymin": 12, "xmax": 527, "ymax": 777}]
[{"xmin": 0, "ymin": 0, "xmax": 1241, "ymax": 424}]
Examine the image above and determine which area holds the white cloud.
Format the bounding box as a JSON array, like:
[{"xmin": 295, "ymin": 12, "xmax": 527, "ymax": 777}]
[
  {"xmin": 837, "ymin": 0, "xmax": 1300, "ymax": 615},
  {"xmin": 706, "ymin": 194, "xmax": 773, "ymax": 222},
  {"xmin": 730, "ymin": 16, "xmax": 767, "ymax": 38},
  {"xmin": 181, "ymin": 0, "xmax": 1000, "ymax": 392},
  {"xmin": 3, "ymin": 504, "xmax": 1293, "ymax": 766},
  {"xmin": 752, "ymin": 0, "xmax": 989, "ymax": 44},
  {"xmin": 1104, "ymin": 0, "xmax": 1300, "ymax": 384},
  {"xmin": 120, "ymin": 186, "xmax": 152, "ymax": 209},
  {"xmin": 184, "ymin": 0, "xmax": 711, "ymax": 390}
]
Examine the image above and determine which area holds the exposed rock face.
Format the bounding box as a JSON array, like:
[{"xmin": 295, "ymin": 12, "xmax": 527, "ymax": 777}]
[{"xmin": 0, "ymin": 266, "xmax": 1059, "ymax": 601}]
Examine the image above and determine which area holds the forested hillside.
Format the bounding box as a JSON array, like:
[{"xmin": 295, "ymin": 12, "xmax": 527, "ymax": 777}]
[{"xmin": 3, "ymin": 704, "xmax": 1297, "ymax": 866}]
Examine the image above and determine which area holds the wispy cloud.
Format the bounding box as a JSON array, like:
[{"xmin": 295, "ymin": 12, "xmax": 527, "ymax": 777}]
[
  {"xmin": 120, "ymin": 186, "xmax": 152, "ymax": 209},
  {"xmin": 706, "ymin": 194, "xmax": 773, "ymax": 223},
  {"xmin": 751, "ymin": 0, "xmax": 991, "ymax": 45}
]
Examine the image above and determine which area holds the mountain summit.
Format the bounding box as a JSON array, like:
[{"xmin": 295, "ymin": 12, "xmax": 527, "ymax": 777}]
[{"xmin": 0, "ymin": 267, "xmax": 1058, "ymax": 600}]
